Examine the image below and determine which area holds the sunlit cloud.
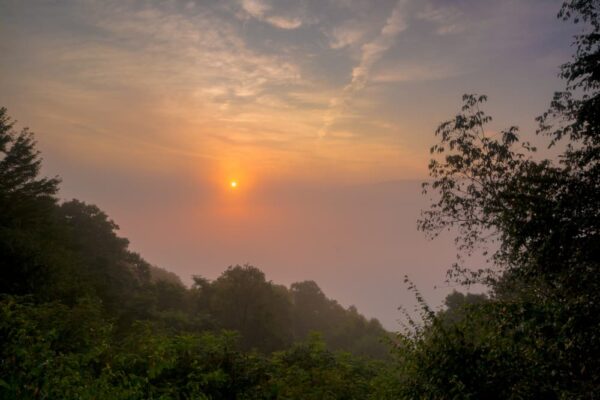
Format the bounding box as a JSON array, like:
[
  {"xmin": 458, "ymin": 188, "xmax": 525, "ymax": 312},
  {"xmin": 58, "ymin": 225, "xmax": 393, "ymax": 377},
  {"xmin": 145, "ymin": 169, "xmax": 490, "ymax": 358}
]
[
  {"xmin": 241, "ymin": 0, "xmax": 270, "ymax": 19},
  {"xmin": 1, "ymin": 0, "xmax": 577, "ymax": 184},
  {"xmin": 240, "ymin": 0, "xmax": 303, "ymax": 29},
  {"xmin": 265, "ymin": 15, "xmax": 303, "ymax": 30}
]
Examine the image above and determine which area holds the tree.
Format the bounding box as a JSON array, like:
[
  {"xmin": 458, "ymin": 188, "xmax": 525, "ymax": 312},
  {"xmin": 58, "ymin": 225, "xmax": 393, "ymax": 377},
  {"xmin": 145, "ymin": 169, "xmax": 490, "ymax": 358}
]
[
  {"xmin": 290, "ymin": 281, "xmax": 333, "ymax": 340},
  {"xmin": 204, "ymin": 265, "xmax": 293, "ymax": 352},
  {"xmin": 0, "ymin": 107, "xmax": 60, "ymax": 220},
  {"xmin": 290, "ymin": 280, "xmax": 389, "ymax": 358},
  {"xmin": 417, "ymin": 0, "xmax": 599, "ymax": 319},
  {"xmin": 57, "ymin": 200, "xmax": 150, "ymax": 315},
  {"xmin": 534, "ymin": 0, "xmax": 600, "ymax": 297},
  {"xmin": 437, "ymin": 290, "xmax": 488, "ymax": 325},
  {"xmin": 270, "ymin": 334, "xmax": 382, "ymax": 400},
  {"xmin": 411, "ymin": 0, "xmax": 600, "ymax": 396},
  {"xmin": 418, "ymin": 0, "xmax": 599, "ymax": 293},
  {"xmin": 0, "ymin": 108, "xmax": 64, "ymax": 297},
  {"xmin": 539, "ymin": 0, "xmax": 600, "ymax": 173}
]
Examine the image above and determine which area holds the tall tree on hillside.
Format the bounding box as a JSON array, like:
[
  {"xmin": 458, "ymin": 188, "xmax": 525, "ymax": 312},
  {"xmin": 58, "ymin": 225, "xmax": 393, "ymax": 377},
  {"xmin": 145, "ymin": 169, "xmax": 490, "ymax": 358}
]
[
  {"xmin": 0, "ymin": 108, "xmax": 63, "ymax": 296},
  {"xmin": 58, "ymin": 200, "xmax": 148, "ymax": 313},
  {"xmin": 0, "ymin": 108, "xmax": 60, "ymax": 215}
]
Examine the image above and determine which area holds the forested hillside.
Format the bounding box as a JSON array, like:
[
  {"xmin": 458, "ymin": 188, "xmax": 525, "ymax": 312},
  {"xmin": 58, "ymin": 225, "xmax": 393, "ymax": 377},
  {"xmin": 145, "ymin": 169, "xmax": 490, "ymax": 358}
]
[
  {"xmin": 1, "ymin": 1, "xmax": 599, "ymax": 398},
  {"xmin": 0, "ymin": 104, "xmax": 391, "ymax": 398}
]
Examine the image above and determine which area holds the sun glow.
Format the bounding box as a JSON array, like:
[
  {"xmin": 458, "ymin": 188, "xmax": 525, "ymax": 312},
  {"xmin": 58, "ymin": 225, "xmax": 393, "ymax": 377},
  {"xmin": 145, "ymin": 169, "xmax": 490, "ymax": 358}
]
[{"xmin": 230, "ymin": 181, "xmax": 238, "ymax": 189}]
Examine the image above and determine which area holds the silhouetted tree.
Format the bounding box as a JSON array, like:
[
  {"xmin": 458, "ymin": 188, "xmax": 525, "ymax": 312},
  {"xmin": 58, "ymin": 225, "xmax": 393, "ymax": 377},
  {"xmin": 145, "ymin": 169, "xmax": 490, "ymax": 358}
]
[
  {"xmin": 204, "ymin": 265, "xmax": 293, "ymax": 352},
  {"xmin": 0, "ymin": 107, "xmax": 64, "ymax": 297},
  {"xmin": 406, "ymin": 1, "xmax": 600, "ymax": 396}
]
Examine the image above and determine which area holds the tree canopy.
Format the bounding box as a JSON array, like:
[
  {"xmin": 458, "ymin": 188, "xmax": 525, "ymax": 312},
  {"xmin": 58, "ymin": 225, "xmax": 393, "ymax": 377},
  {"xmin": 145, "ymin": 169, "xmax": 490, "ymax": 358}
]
[{"xmin": 404, "ymin": 1, "xmax": 600, "ymax": 397}]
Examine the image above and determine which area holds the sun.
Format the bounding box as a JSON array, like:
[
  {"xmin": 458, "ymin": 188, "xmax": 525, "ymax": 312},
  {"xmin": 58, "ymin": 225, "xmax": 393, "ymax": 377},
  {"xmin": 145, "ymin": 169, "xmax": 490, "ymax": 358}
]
[{"xmin": 230, "ymin": 180, "xmax": 238, "ymax": 189}]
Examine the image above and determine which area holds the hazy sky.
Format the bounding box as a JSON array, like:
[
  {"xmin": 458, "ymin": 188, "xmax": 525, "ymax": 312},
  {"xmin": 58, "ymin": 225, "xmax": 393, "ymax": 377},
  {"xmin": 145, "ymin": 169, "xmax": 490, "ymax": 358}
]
[{"xmin": 0, "ymin": 0, "xmax": 577, "ymax": 328}]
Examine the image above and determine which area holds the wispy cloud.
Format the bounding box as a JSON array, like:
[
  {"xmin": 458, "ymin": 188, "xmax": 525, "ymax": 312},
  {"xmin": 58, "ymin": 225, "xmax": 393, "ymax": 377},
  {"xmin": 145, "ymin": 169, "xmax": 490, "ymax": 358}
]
[
  {"xmin": 87, "ymin": 3, "xmax": 303, "ymax": 105},
  {"xmin": 240, "ymin": 0, "xmax": 303, "ymax": 29},
  {"xmin": 265, "ymin": 15, "xmax": 302, "ymax": 29},
  {"xmin": 327, "ymin": 23, "xmax": 368, "ymax": 49},
  {"xmin": 1, "ymin": 0, "xmax": 572, "ymax": 182},
  {"xmin": 372, "ymin": 63, "xmax": 463, "ymax": 83},
  {"xmin": 417, "ymin": 3, "xmax": 465, "ymax": 35},
  {"xmin": 319, "ymin": 0, "xmax": 408, "ymax": 137},
  {"xmin": 240, "ymin": 0, "xmax": 270, "ymax": 18}
]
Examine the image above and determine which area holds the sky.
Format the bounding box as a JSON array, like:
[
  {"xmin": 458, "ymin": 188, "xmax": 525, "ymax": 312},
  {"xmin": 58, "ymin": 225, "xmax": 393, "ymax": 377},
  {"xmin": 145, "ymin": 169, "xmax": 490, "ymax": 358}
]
[{"xmin": 0, "ymin": 0, "xmax": 577, "ymax": 329}]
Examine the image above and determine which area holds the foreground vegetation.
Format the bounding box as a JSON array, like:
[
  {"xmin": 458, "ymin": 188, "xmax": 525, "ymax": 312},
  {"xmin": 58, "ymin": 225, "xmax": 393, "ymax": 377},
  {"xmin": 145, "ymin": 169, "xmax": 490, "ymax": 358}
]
[{"xmin": 1, "ymin": 1, "xmax": 599, "ymax": 398}]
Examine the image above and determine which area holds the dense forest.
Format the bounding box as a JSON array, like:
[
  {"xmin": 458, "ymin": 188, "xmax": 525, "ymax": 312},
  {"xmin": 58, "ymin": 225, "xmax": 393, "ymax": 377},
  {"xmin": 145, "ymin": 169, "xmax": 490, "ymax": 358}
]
[{"xmin": 1, "ymin": 1, "xmax": 599, "ymax": 398}]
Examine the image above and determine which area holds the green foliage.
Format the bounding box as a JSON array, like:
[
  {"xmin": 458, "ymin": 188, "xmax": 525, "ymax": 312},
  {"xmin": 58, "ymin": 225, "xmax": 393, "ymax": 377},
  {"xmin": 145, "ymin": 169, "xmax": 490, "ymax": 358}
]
[
  {"xmin": 290, "ymin": 280, "xmax": 390, "ymax": 358},
  {"xmin": 186, "ymin": 267, "xmax": 390, "ymax": 355},
  {"xmin": 0, "ymin": 295, "xmax": 390, "ymax": 399},
  {"xmin": 0, "ymin": 295, "xmax": 113, "ymax": 399},
  {"xmin": 0, "ymin": 295, "xmax": 269, "ymax": 399},
  {"xmin": 392, "ymin": 291, "xmax": 600, "ymax": 399},
  {"xmin": 58, "ymin": 200, "xmax": 148, "ymax": 313},
  {"xmin": 419, "ymin": 93, "xmax": 559, "ymax": 285},
  {"xmin": 405, "ymin": 1, "xmax": 600, "ymax": 398},
  {"xmin": 197, "ymin": 265, "xmax": 294, "ymax": 353},
  {"xmin": 437, "ymin": 290, "xmax": 488, "ymax": 325},
  {"xmin": 269, "ymin": 334, "xmax": 383, "ymax": 400},
  {"xmin": 412, "ymin": 92, "xmax": 599, "ymax": 398},
  {"xmin": 149, "ymin": 264, "xmax": 185, "ymax": 286}
]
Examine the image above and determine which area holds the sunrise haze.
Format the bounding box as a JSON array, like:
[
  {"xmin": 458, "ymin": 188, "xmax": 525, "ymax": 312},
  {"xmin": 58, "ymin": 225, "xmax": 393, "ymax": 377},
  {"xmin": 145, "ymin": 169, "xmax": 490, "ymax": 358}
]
[{"xmin": 0, "ymin": 0, "xmax": 576, "ymax": 328}]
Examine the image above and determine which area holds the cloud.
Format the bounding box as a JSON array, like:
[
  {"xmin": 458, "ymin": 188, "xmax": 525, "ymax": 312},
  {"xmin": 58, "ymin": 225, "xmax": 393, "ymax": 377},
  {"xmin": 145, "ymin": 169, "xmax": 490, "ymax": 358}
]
[
  {"xmin": 417, "ymin": 3, "xmax": 465, "ymax": 35},
  {"xmin": 2, "ymin": 0, "xmax": 571, "ymax": 192},
  {"xmin": 265, "ymin": 16, "xmax": 302, "ymax": 29},
  {"xmin": 351, "ymin": 0, "xmax": 408, "ymax": 87},
  {"xmin": 372, "ymin": 63, "xmax": 463, "ymax": 83},
  {"xmin": 240, "ymin": 0, "xmax": 303, "ymax": 29},
  {"xmin": 3, "ymin": 0, "xmax": 317, "ymax": 166},
  {"xmin": 327, "ymin": 24, "xmax": 367, "ymax": 49},
  {"xmin": 381, "ymin": 3, "xmax": 408, "ymax": 36},
  {"xmin": 241, "ymin": 0, "xmax": 270, "ymax": 18},
  {"xmin": 87, "ymin": 3, "xmax": 302, "ymax": 97},
  {"xmin": 319, "ymin": 0, "xmax": 409, "ymax": 137}
]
